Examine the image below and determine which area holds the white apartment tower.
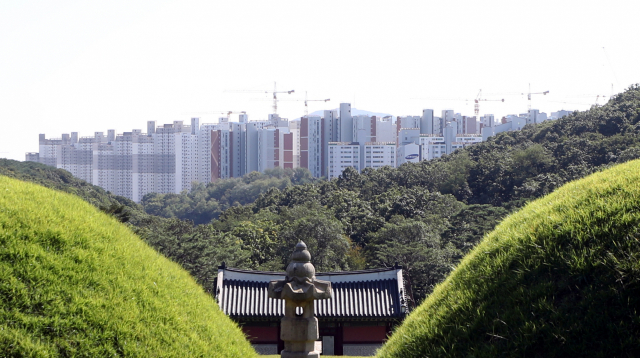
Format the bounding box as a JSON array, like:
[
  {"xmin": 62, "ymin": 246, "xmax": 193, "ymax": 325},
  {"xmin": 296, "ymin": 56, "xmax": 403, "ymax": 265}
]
[
  {"xmin": 339, "ymin": 103, "xmax": 353, "ymax": 142},
  {"xmin": 132, "ymin": 131, "xmax": 155, "ymax": 202},
  {"xmin": 420, "ymin": 109, "xmax": 434, "ymax": 135},
  {"xmin": 442, "ymin": 110, "xmax": 455, "ymax": 126},
  {"xmin": 364, "ymin": 142, "xmax": 396, "ymax": 169},
  {"xmin": 328, "ymin": 142, "xmax": 360, "ymax": 180},
  {"xmin": 175, "ymin": 130, "xmax": 199, "ymax": 193}
]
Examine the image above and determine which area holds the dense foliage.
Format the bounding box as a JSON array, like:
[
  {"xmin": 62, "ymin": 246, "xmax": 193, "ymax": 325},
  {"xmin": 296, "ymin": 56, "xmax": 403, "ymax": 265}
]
[
  {"xmin": 377, "ymin": 158, "xmax": 640, "ymax": 358},
  {"xmin": 141, "ymin": 167, "xmax": 318, "ymax": 224},
  {"xmin": 0, "ymin": 176, "xmax": 255, "ymax": 357}
]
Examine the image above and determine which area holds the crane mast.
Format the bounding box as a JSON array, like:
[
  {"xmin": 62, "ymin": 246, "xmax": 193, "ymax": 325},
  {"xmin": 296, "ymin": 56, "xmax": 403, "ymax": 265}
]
[
  {"xmin": 523, "ymin": 84, "xmax": 549, "ymax": 111},
  {"xmin": 281, "ymin": 91, "xmax": 330, "ymax": 116},
  {"xmin": 225, "ymin": 82, "xmax": 294, "ymax": 115},
  {"xmin": 474, "ymin": 89, "xmax": 505, "ymax": 117}
]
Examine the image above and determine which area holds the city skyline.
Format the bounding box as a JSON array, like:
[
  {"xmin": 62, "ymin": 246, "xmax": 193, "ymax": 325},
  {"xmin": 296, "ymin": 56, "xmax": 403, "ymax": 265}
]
[
  {"xmin": 26, "ymin": 103, "xmax": 570, "ymax": 202},
  {"xmin": 3, "ymin": 1, "xmax": 640, "ymax": 161}
]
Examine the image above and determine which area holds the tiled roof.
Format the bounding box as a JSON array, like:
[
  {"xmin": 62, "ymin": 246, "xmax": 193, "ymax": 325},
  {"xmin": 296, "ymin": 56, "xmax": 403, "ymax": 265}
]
[{"xmin": 216, "ymin": 267, "xmax": 406, "ymax": 320}]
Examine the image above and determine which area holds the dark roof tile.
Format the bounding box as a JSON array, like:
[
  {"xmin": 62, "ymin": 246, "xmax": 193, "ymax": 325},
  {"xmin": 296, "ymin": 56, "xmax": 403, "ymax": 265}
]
[{"xmin": 219, "ymin": 278, "xmax": 402, "ymax": 319}]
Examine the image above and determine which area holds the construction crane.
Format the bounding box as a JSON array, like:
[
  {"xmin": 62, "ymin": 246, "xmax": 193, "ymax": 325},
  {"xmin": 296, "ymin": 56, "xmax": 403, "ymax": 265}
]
[
  {"xmin": 523, "ymin": 84, "xmax": 549, "ymax": 111},
  {"xmin": 182, "ymin": 110, "xmax": 246, "ymax": 122},
  {"xmin": 225, "ymin": 82, "xmax": 294, "ymax": 115},
  {"xmin": 219, "ymin": 111, "xmax": 247, "ymax": 122},
  {"xmin": 594, "ymin": 94, "xmax": 610, "ymax": 106},
  {"xmin": 411, "ymin": 90, "xmax": 505, "ymax": 117},
  {"xmin": 547, "ymin": 93, "xmax": 608, "ymax": 107},
  {"xmin": 281, "ymin": 92, "xmax": 330, "ymax": 116},
  {"xmin": 474, "ymin": 89, "xmax": 505, "ymax": 117}
]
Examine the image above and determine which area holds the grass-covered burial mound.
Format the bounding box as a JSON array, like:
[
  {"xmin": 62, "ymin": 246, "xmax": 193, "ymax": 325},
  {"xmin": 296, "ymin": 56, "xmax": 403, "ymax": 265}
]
[
  {"xmin": 0, "ymin": 176, "xmax": 255, "ymax": 357},
  {"xmin": 378, "ymin": 159, "xmax": 640, "ymax": 357}
]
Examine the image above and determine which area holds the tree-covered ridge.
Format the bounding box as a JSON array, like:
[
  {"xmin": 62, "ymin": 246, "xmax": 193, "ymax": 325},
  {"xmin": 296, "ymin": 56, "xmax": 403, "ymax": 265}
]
[
  {"xmin": 211, "ymin": 173, "xmax": 506, "ymax": 304},
  {"xmin": 387, "ymin": 84, "xmax": 640, "ymax": 206},
  {"xmin": 141, "ymin": 167, "xmax": 318, "ymax": 224}
]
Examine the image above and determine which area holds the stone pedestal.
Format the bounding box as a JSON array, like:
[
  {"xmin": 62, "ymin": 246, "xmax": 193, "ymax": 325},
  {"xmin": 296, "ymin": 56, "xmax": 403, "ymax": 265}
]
[
  {"xmin": 280, "ymin": 316, "xmax": 319, "ymax": 358},
  {"xmin": 268, "ymin": 242, "xmax": 332, "ymax": 358}
]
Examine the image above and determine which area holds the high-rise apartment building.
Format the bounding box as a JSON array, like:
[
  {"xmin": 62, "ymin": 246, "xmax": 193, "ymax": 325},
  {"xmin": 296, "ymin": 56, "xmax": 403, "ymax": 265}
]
[
  {"xmin": 419, "ymin": 135, "xmax": 446, "ymax": 161},
  {"xmin": 339, "ymin": 103, "xmax": 353, "ymax": 142},
  {"xmin": 132, "ymin": 132, "xmax": 155, "ymax": 202},
  {"xmin": 442, "ymin": 110, "xmax": 455, "ymax": 126},
  {"xmin": 463, "ymin": 116, "xmax": 478, "ymax": 134},
  {"xmin": 364, "ymin": 142, "xmax": 396, "ymax": 169},
  {"xmin": 300, "ymin": 116, "xmax": 322, "ymax": 177},
  {"xmin": 328, "ymin": 142, "xmax": 360, "ymax": 179}
]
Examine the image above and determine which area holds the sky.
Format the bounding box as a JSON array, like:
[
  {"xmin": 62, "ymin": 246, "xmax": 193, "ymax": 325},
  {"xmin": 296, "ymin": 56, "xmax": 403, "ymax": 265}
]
[{"xmin": 2, "ymin": 0, "xmax": 640, "ymax": 161}]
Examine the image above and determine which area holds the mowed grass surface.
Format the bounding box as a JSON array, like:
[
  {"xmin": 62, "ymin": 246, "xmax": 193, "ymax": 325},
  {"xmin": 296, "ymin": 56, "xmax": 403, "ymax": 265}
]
[
  {"xmin": 258, "ymin": 354, "xmax": 370, "ymax": 358},
  {"xmin": 377, "ymin": 159, "xmax": 640, "ymax": 358},
  {"xmin": 0, "ymin": 176, "xmax": 256, "ymax": 357}
]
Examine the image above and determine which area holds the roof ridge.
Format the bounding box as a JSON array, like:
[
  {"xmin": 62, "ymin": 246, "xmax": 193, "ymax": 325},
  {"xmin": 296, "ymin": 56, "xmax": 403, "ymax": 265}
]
[{"xmin": 221, "ymin": 267, "xmax": 400, "ymax": 275}]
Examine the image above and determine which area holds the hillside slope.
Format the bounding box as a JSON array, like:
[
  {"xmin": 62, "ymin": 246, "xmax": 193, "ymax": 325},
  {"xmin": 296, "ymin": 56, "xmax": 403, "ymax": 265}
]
[
  {"xmin": 0, "ymin": 158, "xmax": 148, "ymax": 224},
  {"xmin": 377, "ymin": 159, "xmax": 640, "ymax": 357},
  {"xmin": 0, "ymin": 176, "xmax": 255, "ymax": 357}
]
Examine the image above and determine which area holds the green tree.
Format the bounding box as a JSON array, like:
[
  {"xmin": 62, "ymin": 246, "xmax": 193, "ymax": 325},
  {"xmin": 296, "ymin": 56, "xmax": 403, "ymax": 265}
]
[
  {"xmin": 368, "ymin": 216, "xmax": 457, "ymax": 305},
  {"xmin": 230, "ymin": 219, "xmax": 282, "ymax": 270},
  {"xmin": 134, "ymin": 218, "xmax": 249, "ymax": 293},
  {"xmin": 441, "ymin": 204, "xmax": 509, "ymax": 257},
  {"xmin": 278, "ymin": 204, "xmax": 352, "ymax": 272}
]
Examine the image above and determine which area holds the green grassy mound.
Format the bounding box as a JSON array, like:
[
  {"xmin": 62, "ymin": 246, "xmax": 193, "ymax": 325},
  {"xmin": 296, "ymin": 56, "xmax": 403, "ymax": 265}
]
[
  {"xmin": 0, "ymin": 176, "xmax": 255, "ymax": 357},
  {"xmin": 378, "ymin": 160, "xmax": 640, "ymax": 358}
]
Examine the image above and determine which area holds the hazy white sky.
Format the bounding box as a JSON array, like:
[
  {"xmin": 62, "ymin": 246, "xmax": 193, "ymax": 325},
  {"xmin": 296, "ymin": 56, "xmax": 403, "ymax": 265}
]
[{"xmin": 2, "ymin": 0, "xmax": 639, "ymax": 160}]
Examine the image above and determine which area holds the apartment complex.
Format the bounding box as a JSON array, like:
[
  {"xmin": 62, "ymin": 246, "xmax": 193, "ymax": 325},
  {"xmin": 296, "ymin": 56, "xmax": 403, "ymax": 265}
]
[
  {"xmin": 27, "ymin": 115, "xmax": 288, "ymax": 202},
  {"xmin": 27, "ymin": 104, "xmax": 570, "ymax": 200}
]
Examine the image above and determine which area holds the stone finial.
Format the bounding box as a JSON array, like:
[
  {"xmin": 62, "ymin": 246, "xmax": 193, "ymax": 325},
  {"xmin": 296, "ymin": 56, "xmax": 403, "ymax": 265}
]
[
  {"xmin": 268, "ymin": 241, "xmax": 332, "ymax": 358},
  {"xmin": 286, "ymin": 241, "xmax": 315, "ymax": 283}
]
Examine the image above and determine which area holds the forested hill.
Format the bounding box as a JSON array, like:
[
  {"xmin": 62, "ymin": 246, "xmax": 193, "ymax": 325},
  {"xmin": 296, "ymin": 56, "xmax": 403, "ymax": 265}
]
[
  {"xmin": 142, "ymin": 167, "xmax": 318, "ymax": 224},
  {"xmin": 385, "ymin": 85, "xmax": 640, "ymax": 208}
]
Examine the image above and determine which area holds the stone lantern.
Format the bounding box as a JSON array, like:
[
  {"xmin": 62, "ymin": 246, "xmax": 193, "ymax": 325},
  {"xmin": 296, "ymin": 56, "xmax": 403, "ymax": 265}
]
[{"xmin": 268, "ymin": 241, "xmax": 332, "ymax": 358}]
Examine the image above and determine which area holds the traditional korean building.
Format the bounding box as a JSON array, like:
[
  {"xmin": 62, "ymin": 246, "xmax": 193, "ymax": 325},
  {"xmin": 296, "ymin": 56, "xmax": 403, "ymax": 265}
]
[{"xmin": 215, "ymin": 264, "xmax": 408, "ymax": 356}]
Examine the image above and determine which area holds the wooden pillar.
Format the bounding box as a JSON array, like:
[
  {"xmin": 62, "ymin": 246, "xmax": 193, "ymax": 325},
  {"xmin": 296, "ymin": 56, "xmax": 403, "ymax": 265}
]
[
  {"xmin": 335, "ymin": 322, "xmax": 344, "ymax": 355},
  {"xmin": 277, "ymin": 322, "xmax": 285, "ymax": 354}
]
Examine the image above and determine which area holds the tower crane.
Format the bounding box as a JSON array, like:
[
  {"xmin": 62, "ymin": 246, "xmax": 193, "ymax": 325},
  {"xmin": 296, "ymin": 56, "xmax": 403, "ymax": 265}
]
[
  {"xmin": 220, "ymin": 111, "xmax": 247, "ymax": 122},
  {"xmin": 474, "ymin": 89, "xmax": 505, "ymax": 117},
  {"xmin": 411, "ymin": 90, "xmax": 505, "ymax": 117},
  {"xmin": 523, "ymin": 84, "xmax": 549, "ymax": 111},
  {"xmin": 593, "ymin": 94, "xmax": 611, "ymax": 106},
  {"xmin": 281, "ymin": 92, "xmax": 330, "ymax": 116},
  {"xmin": 225, "ymin": 82, "xmax": 294, "ymax": 115},
  {"xmin": 182, "ymin": 110, "xmax": 246, "ymax": 122}
]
